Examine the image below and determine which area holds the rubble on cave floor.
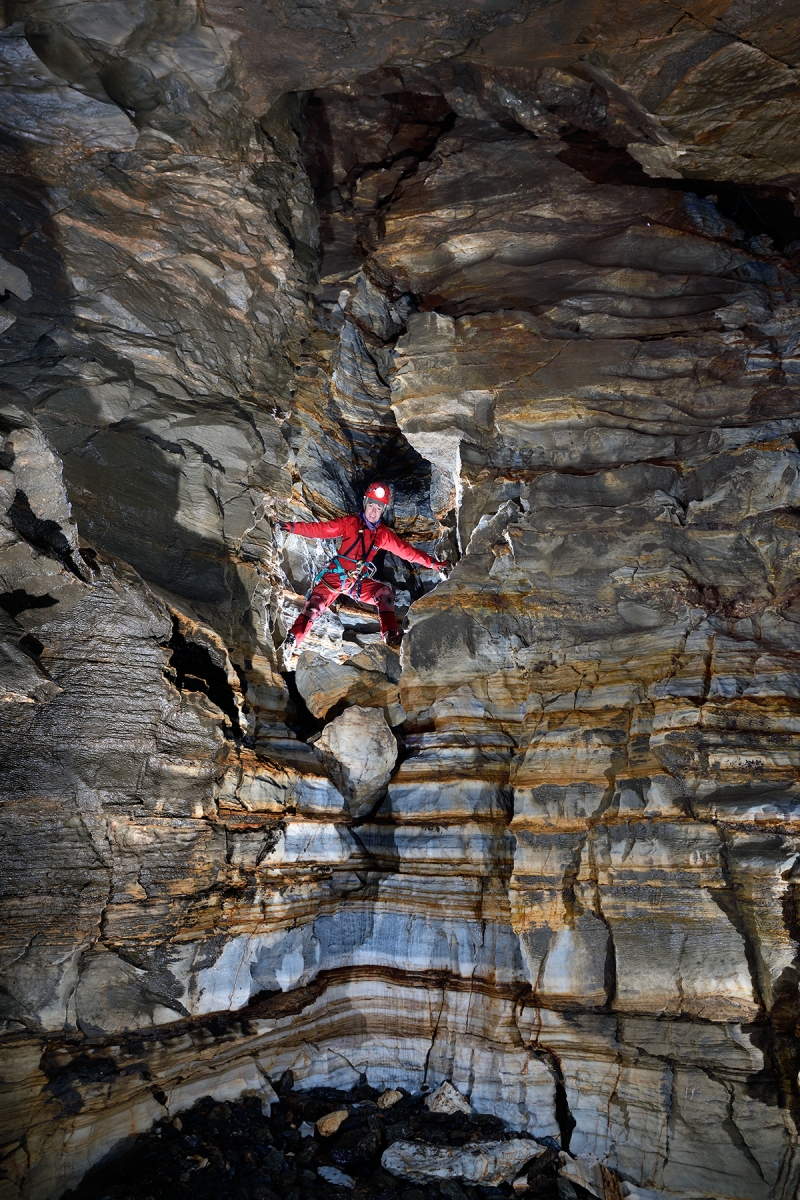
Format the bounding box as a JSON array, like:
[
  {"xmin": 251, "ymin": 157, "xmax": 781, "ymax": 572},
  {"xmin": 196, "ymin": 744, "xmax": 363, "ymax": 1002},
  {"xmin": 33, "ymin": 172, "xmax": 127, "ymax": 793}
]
[{"xmin": 64, "ymin": 1081, "xmax": 590, "ymax": 1200}]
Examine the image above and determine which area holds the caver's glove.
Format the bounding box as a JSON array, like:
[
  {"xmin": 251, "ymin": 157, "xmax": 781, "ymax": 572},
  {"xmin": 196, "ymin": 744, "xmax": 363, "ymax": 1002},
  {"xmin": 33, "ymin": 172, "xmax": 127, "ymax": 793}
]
[
  {"xmin": 278, "ymin": 520, "xmax": 293, "ymax": 533},
  {"xmin": 434, "ymin": 559, "xmax": 451, "ymax": 579}
]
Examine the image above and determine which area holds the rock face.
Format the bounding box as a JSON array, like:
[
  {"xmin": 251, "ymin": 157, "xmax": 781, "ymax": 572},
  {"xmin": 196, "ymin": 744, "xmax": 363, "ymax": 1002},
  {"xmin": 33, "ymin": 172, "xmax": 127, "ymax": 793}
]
[{"xmin": 2, "ymin": 3, "xmax": 800, "ymax": 1200}]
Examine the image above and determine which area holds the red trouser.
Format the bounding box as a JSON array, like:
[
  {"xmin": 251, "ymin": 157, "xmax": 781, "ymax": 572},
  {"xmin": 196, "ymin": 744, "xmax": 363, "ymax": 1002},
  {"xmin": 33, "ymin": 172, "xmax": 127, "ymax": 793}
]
[{"xmin": 290, "ymin": 575, "xmax": 398, "ymax": 644}]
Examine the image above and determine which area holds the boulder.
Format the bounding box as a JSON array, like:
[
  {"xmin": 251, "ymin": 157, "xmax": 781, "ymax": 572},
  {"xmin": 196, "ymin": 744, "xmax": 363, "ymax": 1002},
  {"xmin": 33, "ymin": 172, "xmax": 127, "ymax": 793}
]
[
  {"xmin": 316, "ymin": 1109, "xmax": 350, "ymax": 1137},
  {"xmin": 424, "ymin": 1081, "xmax": 472, "ymax": 1115},
  {"xmin": 381, "ymin": 1139, "xmax": 541, "ymax": 1186},
  {"xmin": 315, "ymin": 705, "xmax": 398, "ymax": 817},
  {"xmin": 295, "ymin": 652, "xmax": 401, "ymax": 720}
]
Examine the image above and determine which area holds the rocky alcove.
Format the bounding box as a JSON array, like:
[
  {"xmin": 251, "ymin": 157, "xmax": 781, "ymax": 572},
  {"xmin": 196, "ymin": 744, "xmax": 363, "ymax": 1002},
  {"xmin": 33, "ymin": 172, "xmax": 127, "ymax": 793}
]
[{"xmin": 3, "ymin": 3, "xmax": 800, "ymax": 1199}]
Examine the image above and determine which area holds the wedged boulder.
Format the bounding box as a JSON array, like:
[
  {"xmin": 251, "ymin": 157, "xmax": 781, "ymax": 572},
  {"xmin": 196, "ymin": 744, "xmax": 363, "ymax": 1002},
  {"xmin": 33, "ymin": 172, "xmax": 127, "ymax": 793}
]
[
  {"xmin": 315, "ymin": 705, "xmax": 398, "ymax": 817},
  {"xmin": 295, "ymin": 652, "xmax": 401, "ymax": 720},
  {"xmin": 216, "ymin": 742, "xmax": 348, "ymax": 816},
  {"xmin": 381, "ymin": 1139, "xmax": 541, "ymax": 1186}
]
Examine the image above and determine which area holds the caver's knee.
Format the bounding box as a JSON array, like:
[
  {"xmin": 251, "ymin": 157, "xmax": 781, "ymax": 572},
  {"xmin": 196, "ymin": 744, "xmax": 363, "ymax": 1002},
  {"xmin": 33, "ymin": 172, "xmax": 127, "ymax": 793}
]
[
  {"xmin": 305, "ymin": 584, "xmax": 334, "ymax": 614},
  {"xmin": 374, "ymin": 584, "xmax": 394, "ymax": 609}
]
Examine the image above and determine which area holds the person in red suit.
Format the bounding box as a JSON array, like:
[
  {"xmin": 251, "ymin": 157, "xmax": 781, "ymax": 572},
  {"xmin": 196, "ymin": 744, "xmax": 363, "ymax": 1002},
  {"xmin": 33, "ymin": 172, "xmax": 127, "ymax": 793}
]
[{"xmin": 279, "ymin": 481, "xmax": 449, "ymax": 663}]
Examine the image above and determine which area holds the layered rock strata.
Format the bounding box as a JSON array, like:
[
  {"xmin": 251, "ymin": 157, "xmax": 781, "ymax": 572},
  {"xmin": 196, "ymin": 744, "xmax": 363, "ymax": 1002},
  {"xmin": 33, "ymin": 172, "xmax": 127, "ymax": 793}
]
[{"xmin": 2, "ymin": 4, "xmax": 800, "ymax": 1200}]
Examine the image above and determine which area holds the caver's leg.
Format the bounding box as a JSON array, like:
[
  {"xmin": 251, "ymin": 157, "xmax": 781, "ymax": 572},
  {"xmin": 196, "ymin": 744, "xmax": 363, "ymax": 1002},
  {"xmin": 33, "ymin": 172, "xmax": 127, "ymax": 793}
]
[
  {"xmin": 356, "ymin": 578, "xmax": 400, "ymax": 642},
  {"xmin": 289, "ymin": 580, "xmax": 339, "ymax": 644},
  {"xmin": 283, "ymin": 579, "xmax": 340, "ymax": 667}
]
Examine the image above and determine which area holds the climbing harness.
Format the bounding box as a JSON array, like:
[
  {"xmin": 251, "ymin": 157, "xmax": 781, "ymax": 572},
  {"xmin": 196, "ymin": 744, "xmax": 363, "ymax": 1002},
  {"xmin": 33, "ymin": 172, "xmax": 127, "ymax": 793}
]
[{"xmin": 308, "ymin": 520, "xmax": 379, "ymax": 600}]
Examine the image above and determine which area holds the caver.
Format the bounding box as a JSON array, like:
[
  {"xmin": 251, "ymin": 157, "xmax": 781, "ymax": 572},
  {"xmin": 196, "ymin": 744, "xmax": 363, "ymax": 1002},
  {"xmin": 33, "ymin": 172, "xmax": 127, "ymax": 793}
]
[{"xmin": 278, "ymin": 481, "xmax": 449, "ymax": 667}]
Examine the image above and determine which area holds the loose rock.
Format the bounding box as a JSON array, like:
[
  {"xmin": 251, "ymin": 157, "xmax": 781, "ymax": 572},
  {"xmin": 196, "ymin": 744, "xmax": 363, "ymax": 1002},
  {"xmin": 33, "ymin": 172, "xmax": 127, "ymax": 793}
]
[
  {"xmin": 558, "ymin": 1153, "xmax": 604, "ymax": 1199},
  {"xmin": 318, "ymin": 1165, "xmax": 355, "ymax": 1189},
  {"xmin": 316, "ymin": 1109, "xmax": 350, "ymax": 1137},
  {"xmin": 377, "ymin": 1089, "xmax": 403, "ymax": 1110},
  {"xmin": 424, "ymin": 1081, "xmax": 471, "ymax": 1115},
  {"xmin": 381, "ymin": 1138, "xmax": 541, "ymax": 1185},
  {"xmin": 63, "ymin": 1084, "xmax": 568, "ymax": 1200},
  {"xmin": 295, "ymin": 654, "xmax": 400, "ymax": 720}
]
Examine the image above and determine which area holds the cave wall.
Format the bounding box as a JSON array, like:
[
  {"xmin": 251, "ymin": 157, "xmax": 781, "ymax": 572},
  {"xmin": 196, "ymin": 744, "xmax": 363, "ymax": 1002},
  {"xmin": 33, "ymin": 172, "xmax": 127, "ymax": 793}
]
[{"xmin": 3, "ymin": 2, "xmax": 800, "ymax": 1198}]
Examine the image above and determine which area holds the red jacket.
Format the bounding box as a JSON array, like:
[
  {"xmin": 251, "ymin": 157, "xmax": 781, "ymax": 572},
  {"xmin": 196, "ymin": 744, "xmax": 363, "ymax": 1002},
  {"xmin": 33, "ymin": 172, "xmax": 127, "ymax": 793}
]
[{"xmin": 284, "ymin": 514, "xmax": 439, "ymax": 572}]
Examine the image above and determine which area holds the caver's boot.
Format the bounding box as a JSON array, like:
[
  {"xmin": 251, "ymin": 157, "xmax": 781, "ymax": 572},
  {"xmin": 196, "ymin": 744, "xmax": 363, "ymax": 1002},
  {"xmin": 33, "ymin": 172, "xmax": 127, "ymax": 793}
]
[
  {"xmin": 282, "ymin": 631, "xmax": 300, "ymax": 670},
  {"xmin": 384, "ymin": 629, "xmax": 403, "ymax": 650}
]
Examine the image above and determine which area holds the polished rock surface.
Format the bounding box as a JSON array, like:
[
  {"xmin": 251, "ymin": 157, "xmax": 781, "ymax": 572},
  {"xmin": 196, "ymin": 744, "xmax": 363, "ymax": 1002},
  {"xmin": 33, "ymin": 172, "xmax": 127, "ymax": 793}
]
[{"xmin": 2, "ymin": 3, "xmax": 800, "ymax": 1200}]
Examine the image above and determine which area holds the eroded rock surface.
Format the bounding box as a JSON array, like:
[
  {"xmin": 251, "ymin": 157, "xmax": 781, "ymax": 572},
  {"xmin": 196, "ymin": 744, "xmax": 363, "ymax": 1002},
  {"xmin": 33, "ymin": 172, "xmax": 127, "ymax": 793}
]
[{"xmin": 2, "ymin": 3, "xmax": 800, "ymax": 1200}]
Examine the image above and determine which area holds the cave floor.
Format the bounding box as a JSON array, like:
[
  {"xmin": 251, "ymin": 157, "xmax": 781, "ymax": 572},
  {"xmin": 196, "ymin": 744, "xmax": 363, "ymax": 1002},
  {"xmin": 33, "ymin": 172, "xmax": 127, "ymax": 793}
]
[{"xmin": 63, "ymin": 1085, "xmax": 585, "ymax": 1200}]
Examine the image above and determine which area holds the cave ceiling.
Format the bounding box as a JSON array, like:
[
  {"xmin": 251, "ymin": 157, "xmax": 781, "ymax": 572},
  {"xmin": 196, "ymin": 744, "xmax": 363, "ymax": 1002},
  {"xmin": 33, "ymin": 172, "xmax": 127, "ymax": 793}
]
[{"xmin": 2, "ymin": 2, "xmax": 800, "ymax": 1199}]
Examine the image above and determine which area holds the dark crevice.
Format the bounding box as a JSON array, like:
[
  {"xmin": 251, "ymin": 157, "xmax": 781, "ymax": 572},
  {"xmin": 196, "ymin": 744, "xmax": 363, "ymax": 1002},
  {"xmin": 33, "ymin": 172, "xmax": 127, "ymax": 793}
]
[
  {"xmin": 280, "ymin": 665, "xmax": 324, "ymax": 741},
  {"xmin": 164, "ymin": 620, "xmax": 242, "ymax": 738},
  {"xmin": 143, "ymin": 433, "xmax": 186, "ymax": 458},
  {"xmin": 19, "ymin": 632, "xmax": 45, "ymax": 658},
  {"xmin": 231, "ymin": 661, "xmax": 250, "ymax": 712},
  {"xmin": 0, "ymin": 588, "xmax": 58, "ymax": 617},
  {"xmin": 540, "ymin": 1047, "xmax": 576, "ymax": 1153},
  {"xmin": 79, "ymin": 545, "xmax": 99, "ymax": 575},
  {"xmin": 602, "ymin": 926, "xmax": 617, "ymax": 1012},
  {"xmin": 302, "ymin": 81, "xmax": 456, "ymax": 285},
  {"xmin": 7, "ymin": 489, "xmax": 87, "ymax": 580},
  {"xmin": 303, "ymin": 88, "xmax": 455, "ymax": 203},
  {"xmin": 558, "ymin": 130, "xmax": 800, "ymax": 251}
]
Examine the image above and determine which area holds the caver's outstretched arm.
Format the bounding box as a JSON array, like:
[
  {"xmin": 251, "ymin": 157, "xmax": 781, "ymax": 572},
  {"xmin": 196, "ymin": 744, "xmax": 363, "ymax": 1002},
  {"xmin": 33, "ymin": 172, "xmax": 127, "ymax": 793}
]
[
  {"xmin": 279, "ymin": 517, "xmax": 350, "ymax": 539},
  {"xmin": 378, "ymin": 524, "xmax": 449, "ymax": 571}
]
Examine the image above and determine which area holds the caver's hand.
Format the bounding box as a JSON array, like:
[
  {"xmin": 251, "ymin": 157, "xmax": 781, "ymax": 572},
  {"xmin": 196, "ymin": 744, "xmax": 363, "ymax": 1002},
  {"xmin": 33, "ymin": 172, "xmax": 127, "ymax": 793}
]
[
  {"xmin": 434, "ymin": 559, "xmax": 451, "ymax": 579},
  {"xmin": 277, "ymin": 520, "xmax": 293, "ymax": 532}
]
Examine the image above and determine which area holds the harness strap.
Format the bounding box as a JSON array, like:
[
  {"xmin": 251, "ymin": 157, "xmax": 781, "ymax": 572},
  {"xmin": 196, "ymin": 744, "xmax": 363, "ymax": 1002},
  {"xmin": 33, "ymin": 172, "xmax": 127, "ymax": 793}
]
[{"xmin": 311, "ymin": 520, "xmax": 379, "ymax": 597}]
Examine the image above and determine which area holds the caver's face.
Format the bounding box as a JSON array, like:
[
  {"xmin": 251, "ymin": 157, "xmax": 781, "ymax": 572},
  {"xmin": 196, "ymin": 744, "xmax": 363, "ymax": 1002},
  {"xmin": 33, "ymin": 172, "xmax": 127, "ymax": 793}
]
[{"xmin": 364, "ymin": 501, "xmax": 384, "ymax": 524}]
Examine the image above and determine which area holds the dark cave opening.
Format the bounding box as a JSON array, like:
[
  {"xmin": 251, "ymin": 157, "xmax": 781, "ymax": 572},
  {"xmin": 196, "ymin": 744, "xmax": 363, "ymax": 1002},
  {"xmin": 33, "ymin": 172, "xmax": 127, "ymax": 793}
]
[
  {"xmin": 270, "ymin": 76, "xmax": 447, "ymax": 607},
  {"xmin": 300, "ymin": 76, "xmax": 456, "ymax": 309},
  {"xmin": 302, "ymin": 81, "xmax": 456, "ymax": 216},
  {"xmin": 559, "ymin": 129, "xmax": 800, "ymax": 252},
  {"xmin": 164, "ymin": 621, "xmax": 243, "ymax": 738}
]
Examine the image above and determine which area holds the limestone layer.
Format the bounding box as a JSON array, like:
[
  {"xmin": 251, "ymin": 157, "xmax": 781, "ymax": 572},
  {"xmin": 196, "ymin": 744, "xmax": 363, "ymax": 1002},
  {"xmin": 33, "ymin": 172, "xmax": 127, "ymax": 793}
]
[{"xmin": 2, "ymin": 4, "xmax": 800, "ymax": 1200}]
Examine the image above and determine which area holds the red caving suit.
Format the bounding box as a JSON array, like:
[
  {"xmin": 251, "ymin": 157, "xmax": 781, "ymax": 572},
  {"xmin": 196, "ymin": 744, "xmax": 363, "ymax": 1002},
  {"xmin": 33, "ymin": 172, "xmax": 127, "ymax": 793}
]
[{"xmin": 284, "ymin": 514, "xmax": 439, "ymax": 643}]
